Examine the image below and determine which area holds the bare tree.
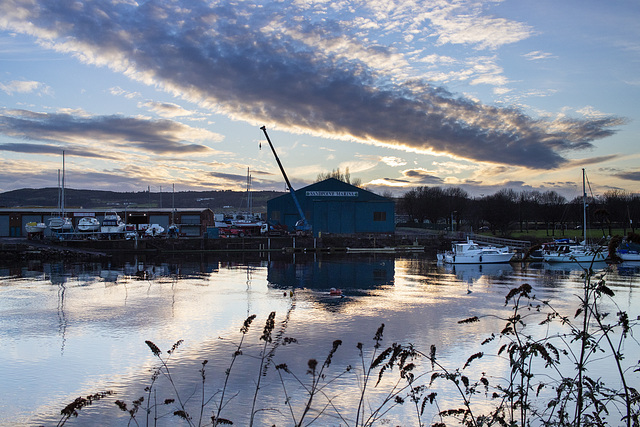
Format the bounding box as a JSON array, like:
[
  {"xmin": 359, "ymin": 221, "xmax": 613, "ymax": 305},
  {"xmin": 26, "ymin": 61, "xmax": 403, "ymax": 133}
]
[{"xmin": 316, "ymin": 167, "xmax": 362, "ymax": 187}]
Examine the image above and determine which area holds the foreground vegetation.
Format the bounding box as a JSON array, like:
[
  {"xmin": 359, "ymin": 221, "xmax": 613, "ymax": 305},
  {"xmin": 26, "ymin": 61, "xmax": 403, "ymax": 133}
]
[{"xmin": 58, "ymin": 263, "xmax": 639, "ymax": 426}]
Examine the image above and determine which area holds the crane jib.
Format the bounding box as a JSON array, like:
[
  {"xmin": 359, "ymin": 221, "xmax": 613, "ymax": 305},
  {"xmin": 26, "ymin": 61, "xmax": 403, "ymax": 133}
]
[{"xmin": 260, "ymin": 126, "xmax": 311, "ymax": 231}]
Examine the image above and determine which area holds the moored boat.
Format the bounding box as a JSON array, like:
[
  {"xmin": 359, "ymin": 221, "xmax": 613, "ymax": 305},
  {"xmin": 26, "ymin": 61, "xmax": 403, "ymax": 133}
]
[
  {"xmin": 77, "ymin": 217, "xmax": 100, "ymax": 232},
  {"xmin": 542, "ymin": 243, "xmax": 607, "ymax": 263},
  {"xmin": 48, "ymin": 216, "xmax": 73, "ymax": 232},
  {"xmin": 543, "ymin": 169, "xmax": 607, "ymax": 264},
  {"xmin": 25, "ymin": 222, "xmax": 46, "ymax": 234},
  {"xmin": 101, "ymin": 212, "xmax": 125, "ymax": 234},
  {"xmin": 526, "ymin": 239, "xmax": 575, "ymax": 261},
  {"xmin": 440, "ymin": 238, "xmax": 514, "ymax": 264},
  {"xmin": 144, "ymin": 224, "xmax": 165, "ymax": 237},
  {"xmin": 616, "ymin": 238, "xmax": 640, "ymax": 261}
]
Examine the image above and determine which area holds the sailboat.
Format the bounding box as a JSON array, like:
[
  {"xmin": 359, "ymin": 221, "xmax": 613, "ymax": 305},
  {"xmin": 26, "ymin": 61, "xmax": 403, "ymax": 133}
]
[
  {"xmin": 48, "ymin": 151, "xmax": 73, "ymax": 232},
  {"xmin": 543, "ymin": 169, "xmax": 607, "ymax": 263}
]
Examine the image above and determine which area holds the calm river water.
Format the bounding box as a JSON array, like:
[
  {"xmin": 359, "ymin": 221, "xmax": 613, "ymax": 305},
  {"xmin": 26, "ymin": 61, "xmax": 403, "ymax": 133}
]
[{"xmin": 0, "ymin": 252, "xmax": 638, "ymax": 426}]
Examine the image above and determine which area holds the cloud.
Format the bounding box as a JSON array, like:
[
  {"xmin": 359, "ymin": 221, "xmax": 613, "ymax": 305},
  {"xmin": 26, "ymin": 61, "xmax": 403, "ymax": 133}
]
[
  {"xmin": 140, "ymin": 101, "xmax": 196, "ymax": 118},
  {"xmin": 110, "ymin": 86, "xmax": 141, "ymax": 99},
  {"xmin": 0, "ymin": 142, "xmax": 117, "ymax": 159},
  {"xmin": 209, "ymin": 171, "xmax": 248, "ymax": 184},
  {"xmin": 367, "ymin": 177, "xmax": 411, "ymax": 188},
  {"xmin": 0, "ymin": 79, "xmax": 48, "ymax": 95},
  {"xmin": 0, "ymin": 108, "xmax": 221, "ymax": 154},
  {"xmin": 568, "ymin": 155, "xmax": 620, "ymax": 167},
  {"xmin": 0, "ymin": 0, "xmax": 625, "ymax": 170},
  {"xmin": 380, "ymin": 156, "xmax": 407, "ymax": 167},
  {"xmin": 523, "ymin": 51, "xmax": 555, "ymax": 61},
  {"xmin": 402, "ymin": 168, "xmax": 445, "ymax": 185},
  {"xmin": 613, "ymin": 171, "xmax": 640, "ymax": 182}
]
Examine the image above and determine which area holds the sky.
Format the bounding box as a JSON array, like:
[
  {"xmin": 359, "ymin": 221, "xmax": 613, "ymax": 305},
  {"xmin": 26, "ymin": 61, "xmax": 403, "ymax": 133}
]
[{"xmin": 0, "ymin": 0, "xmax": 638, "ymax": 200}]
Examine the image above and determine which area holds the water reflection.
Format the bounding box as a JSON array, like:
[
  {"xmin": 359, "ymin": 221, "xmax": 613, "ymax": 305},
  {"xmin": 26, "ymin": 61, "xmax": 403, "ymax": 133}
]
[
  {"xmin": 0, "ymin": 254, "xmax": 637, "ymax": 426},
  {"xmin": 440, "ymin": 262, "xmax": 514, "ymax": 286},
  {"xmin": 267, "ymin": 253, "xmax": 395, "ymax": 290}
]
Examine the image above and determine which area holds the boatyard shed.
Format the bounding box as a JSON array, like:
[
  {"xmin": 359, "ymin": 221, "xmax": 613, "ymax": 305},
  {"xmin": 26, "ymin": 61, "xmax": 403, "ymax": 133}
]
[
  {"xmin": 0, "ymin": 207, "xmax": 215, "ymax": 237},
  {"xmin": 266, "ymin": 178, "xmax": 395, "ymax": 236}
]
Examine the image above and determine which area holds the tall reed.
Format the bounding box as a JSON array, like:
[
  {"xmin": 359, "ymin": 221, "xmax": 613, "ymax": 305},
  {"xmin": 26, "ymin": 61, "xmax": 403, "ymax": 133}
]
[{"xmin": 57, "ymin": 264, "xmax": 639, "ymax": 426}]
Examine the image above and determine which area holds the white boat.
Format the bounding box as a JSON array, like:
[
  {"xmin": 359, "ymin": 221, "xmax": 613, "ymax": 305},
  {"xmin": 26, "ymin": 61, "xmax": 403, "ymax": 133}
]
[
  {"xmin": 440, "ymin": 238, "xmax": 515, "ymax": 264},
  {"xmin": 77, "ymin": 217, "xmax": 100, "ymax": 232},
  {"xmin": 101, "ymin": 212, "xmax": 125, "ymax": 233},
  {"xmin": 526, "ymin": 239, "xmax": 575, "ymax": 261},
  {"xmin": 615, "ymin": 239, "xmax": 640, "ymax": 261},
  {"xmin": 25, "ymin": 222, "xmax": 46, "ymax": 234},
  {"xmin": 48, "ymin": 216, "xmax": 73, "ymax": 231},
  {"xmin": 542, "ymin": 243, "xmax": 607, "ymax": 263},
  {"xmin": 144, "ymin": 224, "xmax": 165, "ymax": 237},
  {"xmin": 543, "ymin": 169, "xmax": 607, "ymax": 264}
]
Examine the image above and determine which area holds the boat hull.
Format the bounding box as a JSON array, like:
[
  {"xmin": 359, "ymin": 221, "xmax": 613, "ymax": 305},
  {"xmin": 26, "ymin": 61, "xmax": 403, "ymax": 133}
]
[
  {"xmin": 25, "ymin": 222, "xmax": 46, "ymax": 233},
  {"xmin": 78, "ymin": 217, "xmax": 100, "ymax": 232},
  {"xmin": 440, "ymin": 239, "xmax": 515, "ymax": 264},
  {"xmin": 101, "ymin": 213, "xmax": 125, "ymax": 234},
  {"xmin": 441, "ymin": 252, "xmax": 514, "ymax": 264},
  {"xmin": 616, "ymin": 250, "xmax": 640, "ymax": 262},
  {"xmin": 101, "ymin": 226, "xmax": 125, "ymax": 234},
  {"xmin": 543, "ymin": 248, "xmax": 606, "ymax": 263},
  {"xmin": 48, "ymin": 217, "xmax": 73, "ymax": 231}
]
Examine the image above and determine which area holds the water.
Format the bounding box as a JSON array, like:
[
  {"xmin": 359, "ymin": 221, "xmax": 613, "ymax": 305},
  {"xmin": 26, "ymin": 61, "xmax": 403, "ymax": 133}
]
[{"xmin": 0, "ymin": 254, "xmax": 638, "ymax": 426}]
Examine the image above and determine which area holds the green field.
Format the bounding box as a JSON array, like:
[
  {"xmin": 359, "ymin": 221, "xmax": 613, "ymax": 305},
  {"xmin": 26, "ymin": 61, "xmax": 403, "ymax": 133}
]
[{"xmin": 505, "ymin": 228, "xmax": 632, "ymax": 241}]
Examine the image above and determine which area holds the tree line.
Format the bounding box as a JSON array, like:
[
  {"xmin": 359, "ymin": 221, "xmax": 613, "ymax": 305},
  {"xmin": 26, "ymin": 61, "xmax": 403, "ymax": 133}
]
[{"xmin": 397, "ymin": 186, "xmax": 639, "ymax": 237}]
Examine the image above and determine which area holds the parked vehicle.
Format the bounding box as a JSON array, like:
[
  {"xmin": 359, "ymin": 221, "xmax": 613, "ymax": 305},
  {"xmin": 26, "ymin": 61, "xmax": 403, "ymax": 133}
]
[{"xmin": 260, "ymin": 223, "xmax": 287, "ymax": 236}]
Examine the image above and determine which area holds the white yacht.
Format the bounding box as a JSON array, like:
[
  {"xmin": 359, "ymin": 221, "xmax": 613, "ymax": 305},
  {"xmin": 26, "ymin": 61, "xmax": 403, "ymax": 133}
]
[
  {"xmin": 78, "ymin": 217, "xmax": 100, "ymax": 232},
  {"xmin": 440, "ymin": 239, "xmax": 515, "ymax": 264},
  {"xmin": 101, "ymin": 212, "xmax": 125, "ymax": 234},
  {"xmin": 543, "ymin": 169, "xmax": 608, "ymax": 264}
]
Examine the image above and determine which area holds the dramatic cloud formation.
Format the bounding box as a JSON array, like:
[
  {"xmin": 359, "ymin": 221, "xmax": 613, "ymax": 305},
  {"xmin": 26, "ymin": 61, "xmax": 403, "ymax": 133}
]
[
  {"xmin": 0, "ymin": 109, "xmax": 219, "ymax": 154},
  {"xmin": 0, "ymin": 0, "xmax": 625, "ymax": 171}
]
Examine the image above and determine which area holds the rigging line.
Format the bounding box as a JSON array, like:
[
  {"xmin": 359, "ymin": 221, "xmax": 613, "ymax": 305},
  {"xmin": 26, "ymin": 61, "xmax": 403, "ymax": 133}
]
[{"xmin": 585, "ymin": 170, "xmax": 596, "ymax": 201}]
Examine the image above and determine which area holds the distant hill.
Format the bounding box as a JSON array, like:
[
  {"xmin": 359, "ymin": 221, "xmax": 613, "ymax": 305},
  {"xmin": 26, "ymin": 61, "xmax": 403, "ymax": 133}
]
[{"xmin": 0, "ymin": 188, "xmax": 286, "ymax": 212}]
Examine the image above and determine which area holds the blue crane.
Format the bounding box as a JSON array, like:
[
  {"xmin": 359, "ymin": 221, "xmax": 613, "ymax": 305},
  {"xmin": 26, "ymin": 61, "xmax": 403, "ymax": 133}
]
[{"xmin": 260, "ymin": 126, "xmax": 312, "ymax": 234}]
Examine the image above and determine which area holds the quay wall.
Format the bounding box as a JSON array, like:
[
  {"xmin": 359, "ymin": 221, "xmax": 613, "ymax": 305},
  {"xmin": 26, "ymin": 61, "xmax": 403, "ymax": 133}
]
[{"xmin": 0, "ymin": 232, "xmax": 447, "ymax": 261}]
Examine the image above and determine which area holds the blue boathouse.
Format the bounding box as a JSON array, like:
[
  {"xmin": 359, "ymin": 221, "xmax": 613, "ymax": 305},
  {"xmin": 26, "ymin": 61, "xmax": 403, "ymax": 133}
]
[{"xmin": 266, "ymin": 178, "xmax": 395, "ymax": 236}]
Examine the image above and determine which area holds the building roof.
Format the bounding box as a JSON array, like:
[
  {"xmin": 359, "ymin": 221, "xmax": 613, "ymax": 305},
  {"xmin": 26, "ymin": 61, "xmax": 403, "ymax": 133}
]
[{"xmin": 269, "ymin": 178, "xmax": 392, "ymax": 203}]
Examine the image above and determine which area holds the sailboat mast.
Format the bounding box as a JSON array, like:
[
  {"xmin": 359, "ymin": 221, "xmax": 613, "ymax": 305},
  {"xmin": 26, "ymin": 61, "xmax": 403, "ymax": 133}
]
[
  {"xmin": 57, "ymin": 169, "xmax": 61, "ymax": 213},
  {"xmin": 582, "ymin": 168, "xmax": 587, "ymax": 244},
  {"xmin": 62, "ymin": 150, "xmax": 65, "ymax": 217},
  {"xmin": 247, "ymin": 167, "xmax": 252, "ymax": 217}
]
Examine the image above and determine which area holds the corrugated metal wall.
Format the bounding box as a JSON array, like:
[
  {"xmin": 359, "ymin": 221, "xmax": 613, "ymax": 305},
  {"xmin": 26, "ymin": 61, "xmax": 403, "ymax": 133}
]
[
  {"xmin": 267, "ymin": 178, "xmax": 395, "ymax": 236},
  {"xmin": 0, "ymin": 215, "xmax": 9, "ymax": 237}
]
